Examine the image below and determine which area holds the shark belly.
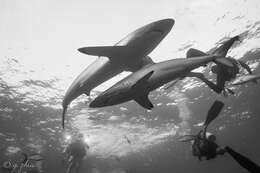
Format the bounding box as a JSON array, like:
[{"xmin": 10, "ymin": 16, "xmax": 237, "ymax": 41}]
[{"xmin": 63, "ymin": 57, "xmax": 123, "ymax": 107}]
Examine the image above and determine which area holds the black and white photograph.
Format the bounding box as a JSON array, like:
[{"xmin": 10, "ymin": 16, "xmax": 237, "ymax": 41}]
[{"xmin": 1, "ymin": 0, "xmax": 260, "ymax": 172}]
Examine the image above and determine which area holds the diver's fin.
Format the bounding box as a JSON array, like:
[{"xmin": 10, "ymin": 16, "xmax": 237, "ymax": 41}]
[
  {"xmin": 214, "ymin": 58, "xmax": 234, "ymax": 68},
  {"xmin": 225, "ymin": 146, "xmax": 260, "ymax": 173},
  {"xmin": 178, "ymin": 135, "xmax": 196, "ymax": 142},
  {"xmin": 212, "ymin": 35, "xmax": 240, "ymax": 57},
  {"xmin": 131, "ymin": 71, "xmax": 154, "ymax": 90},
  {"xmin": 204, "ymin": 100, "xmax": 224, "ymax": 127},
  {"xmin": 186, "ymin": 48, "xmax": 208, "ymax": 58},
  {"xmin": 134, "ymin": 94, "xmax": 154, "ymax": 110},
  {"xmin": 78, "ymin": 46, "xmax": 127, "ymax": 59},
  {"xmin": 62, "ymin": 106, "xmax": 67, "ymax": 129}
]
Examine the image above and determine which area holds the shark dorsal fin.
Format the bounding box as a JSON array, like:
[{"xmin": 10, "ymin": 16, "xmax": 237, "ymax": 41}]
[
  {"xmin": 186, "ymin": 48, "xmax": 207, "ymax": 58},
  {"xmin": 134, "ymin": 94, "xmax": 154, "ymax": 110},
  {"xmin": 131, "ymin": 71, "xmax": 154, "ymax": 90}
]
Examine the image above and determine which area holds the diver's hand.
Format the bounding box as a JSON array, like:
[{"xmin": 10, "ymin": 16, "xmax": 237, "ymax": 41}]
[{"xmin": 222, "ymin": 87, "xmax": 235, "ymax": 97}]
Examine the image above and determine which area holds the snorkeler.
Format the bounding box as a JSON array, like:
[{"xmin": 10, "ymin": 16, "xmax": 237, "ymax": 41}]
[
  {"xmin": 64, "ymin": 133, "xmax": 90, "ymax": 173},
  {"xmin": 179, "ymin": 100, "xmax": 226, "ymax": 160}
]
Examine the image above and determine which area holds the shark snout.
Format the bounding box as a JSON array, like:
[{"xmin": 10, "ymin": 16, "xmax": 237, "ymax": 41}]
[
  {"xmin": 89, "ymin": 95, "xmax": 109, "ymax": 108},
  {"xmin": 155, "ymin": 18, "xmax": 174, "ymax": 33}
]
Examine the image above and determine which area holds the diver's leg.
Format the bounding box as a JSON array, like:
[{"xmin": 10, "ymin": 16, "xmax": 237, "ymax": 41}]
[
  {"xmin": 225, "ymin": 146, "xmax": 260, "ymax": 173},
  {"xmin": 74, "ymin": 159, "xmax": 83, "ymax": 173},
  {"xmin": 238, "ymin": 60, "xmax": 252, "ymax": 74},
  {"xmin": 186, "ymin": 72, "xmax": 222, "ymax": 93},
  {"xmin": 66, "ymin": 162, "xmax": 73, "ymax": 173},
  {"xmin": 216, "ymin": 147, "xmax": 226, "ymax": 155},
  {"xmin": 66, "ymin": 157, "xmax": 76, "ymax": 173},
  {"xmin": 216, "ymin": 73, "xmax": 226, "ymax": 93}
]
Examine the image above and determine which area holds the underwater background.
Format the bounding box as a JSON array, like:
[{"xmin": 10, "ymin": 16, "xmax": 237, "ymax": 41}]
[{"xmin": 1, "ymin": 0, "xmax": 260, "ymax": 172}]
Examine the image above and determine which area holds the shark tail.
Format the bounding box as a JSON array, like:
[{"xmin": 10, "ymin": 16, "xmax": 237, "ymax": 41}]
[
  {"xmin": 186, "ymin": 35, "xmax": 240, "ymax": 68},
  {"xmin": 62, "ymin": 105, "xmax": 67, "ymax": 129},
  {"xmin": 212, "ymin": 35, "xmax": 240, "ymax": 57}
]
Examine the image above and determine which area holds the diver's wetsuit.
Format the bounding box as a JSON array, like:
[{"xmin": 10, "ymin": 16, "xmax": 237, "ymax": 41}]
[
  {"xmin": 192, "ymin": 131, "xmax": 225, "ymax": 160},
  {"xmin": 65, "ymin": 140, "xmax": 87, "ymax": 173},
  {"xmin": 213, "ymin": 58, "xmax": 252, "ymax": 94}
]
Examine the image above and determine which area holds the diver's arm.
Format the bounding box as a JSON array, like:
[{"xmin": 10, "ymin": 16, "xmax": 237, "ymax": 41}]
[{"xmin": 238, "ymin": 60, "xmax": 252, "ymax": 74}]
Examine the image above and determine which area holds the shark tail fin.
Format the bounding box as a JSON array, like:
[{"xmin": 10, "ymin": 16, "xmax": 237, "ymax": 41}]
[
  {"xmin": 186, "ymin": 48, "xmax": 234, "ymax": 68},
  {"xmin": 62, "ymin": 106, "xmax": 67, "ymax": 129},
  {"xmin": 212, "ymin": 35, "xmax": 240, "ymax": 57},
  {"xmin": 211, "ymin": 36, "xmax": 241, "ymax": 68}
]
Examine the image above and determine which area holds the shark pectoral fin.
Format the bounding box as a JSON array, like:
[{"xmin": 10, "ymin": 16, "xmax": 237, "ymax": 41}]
[
  {"xmin": 78, "ymin": 46, "xmax": 127, "ymax": 59},
  {"xmin": 186, "ymin": 48, "xmax": 208, "ymax": 58},
  {"xmin": 131, "ymin": 71, "xmax": 154, "ymax": 90},
  {"xmin": 214, "ymin": 58, "xmax": 234, "ymax": 68},
  {"xmin": 134, "ymin": 94, "xmax": 154, "ymax": 110}
]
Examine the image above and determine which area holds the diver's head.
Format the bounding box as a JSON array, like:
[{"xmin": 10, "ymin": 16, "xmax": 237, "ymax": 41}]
[
  {"xmin": 206, "ymin": 132, "xmax": 216, "ymax": 142},
  {"xmin": 75, "ymin": 133, "xmax": 84, "ymax": 141}
]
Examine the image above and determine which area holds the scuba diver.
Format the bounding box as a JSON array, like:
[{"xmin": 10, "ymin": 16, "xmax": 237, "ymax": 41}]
[
  {"xmin": 211, "ymin": 57, "xmax": 252, "ymax": 96},
  {"xmin": 179, "ymin": 100, "xmax": 226, "ymax": 160},
  {"xmin": 182, "ymin": 35, "xmax": 252, "ymax": 96},
  {"xmin": 191, "ymin": 131, "xmax": 226, "ymax": 160},
  {"xmin": 63, "ymin": 133, "xmax": 90, "ymax": 173},
  {"xmin": 209, "ymin": 35, "xmax": 252, "ymax": 95}
]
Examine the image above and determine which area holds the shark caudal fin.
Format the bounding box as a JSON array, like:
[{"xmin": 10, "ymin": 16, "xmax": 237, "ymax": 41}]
[
  {"xmin": 186, "ymin": 48, "xmax": 234, "ymax": 68},
  {"xmin": 62, "ymin": 106, "xmax": 67, "ymax": 129},
  {"xmin": 186, "ymin": 36, "xmax": 241, "ymax": 68},
  {"xmin": 186, "ymin": 35, "xmax": 240, "ymax": 59},
  {"xmin": 78, "ymin": 46, "xmax": 128, "ymax": 59},
  {"xmin": 212, "ymin": 35, "xmax": 240, "ymax": 57}
]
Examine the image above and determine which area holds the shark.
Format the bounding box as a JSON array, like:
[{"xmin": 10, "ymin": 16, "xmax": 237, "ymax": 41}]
[
  {"xmin": 89, "ymin": 36, "xmax": 240, "ymax": 109},
  {"xmin": 62, "ymin": 19, "xmax": 174, "ymax": 128}
]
